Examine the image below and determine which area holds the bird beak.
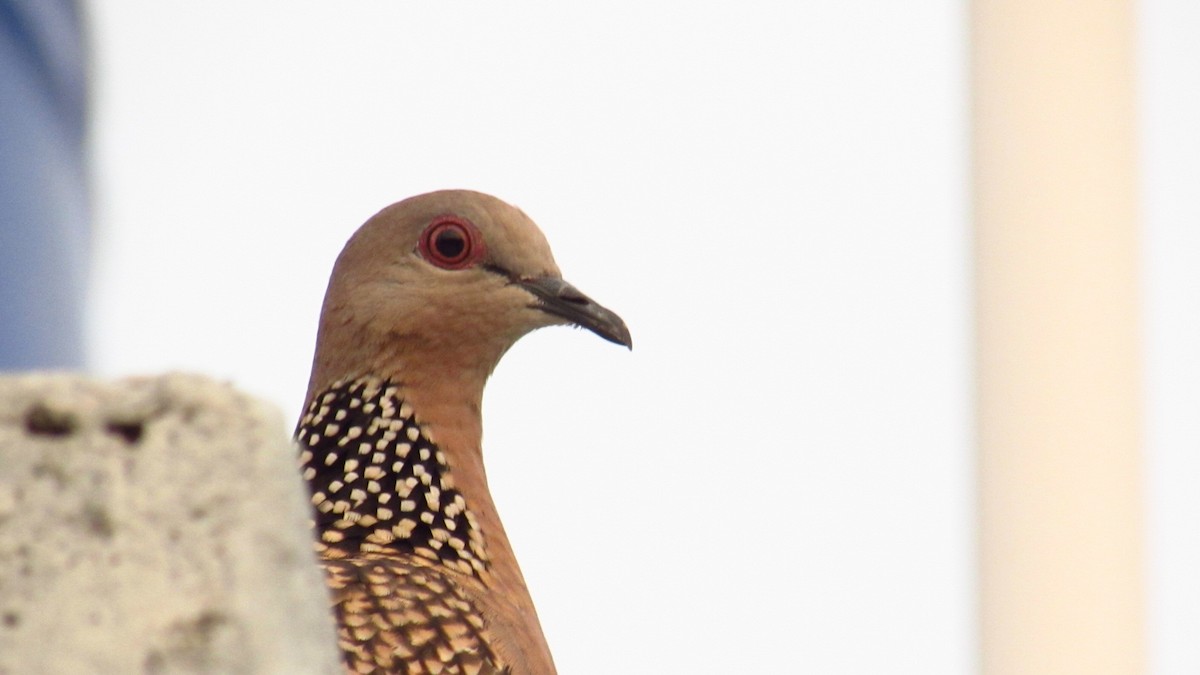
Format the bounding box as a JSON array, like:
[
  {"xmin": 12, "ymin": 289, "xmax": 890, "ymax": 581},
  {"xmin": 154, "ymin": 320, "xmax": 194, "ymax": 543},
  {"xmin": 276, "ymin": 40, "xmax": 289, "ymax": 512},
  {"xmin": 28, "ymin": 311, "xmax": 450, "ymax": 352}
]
[{"xmin": 519, "ymin": 277, "xmax": 633, "ymax": 349}]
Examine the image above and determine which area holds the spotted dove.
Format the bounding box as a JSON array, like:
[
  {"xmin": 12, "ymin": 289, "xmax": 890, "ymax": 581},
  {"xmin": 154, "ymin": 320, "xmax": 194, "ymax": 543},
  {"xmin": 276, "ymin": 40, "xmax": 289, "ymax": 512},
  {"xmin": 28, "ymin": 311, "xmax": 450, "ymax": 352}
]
[{"xmin": 295, "ymin": 190, "xmax": 631, "ymax": 674}]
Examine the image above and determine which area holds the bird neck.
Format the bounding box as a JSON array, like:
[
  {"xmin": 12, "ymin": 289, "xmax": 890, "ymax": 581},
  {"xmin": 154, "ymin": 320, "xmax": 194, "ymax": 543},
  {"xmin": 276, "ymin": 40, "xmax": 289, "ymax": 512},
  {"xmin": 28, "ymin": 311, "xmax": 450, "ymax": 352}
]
[
  {"xmin": 296, "ymin": 373, "xmax": 529, "ymax": 590},
  {"xmin": 298, "ymin": 369, "xmax": 556, "ymax": 670}
]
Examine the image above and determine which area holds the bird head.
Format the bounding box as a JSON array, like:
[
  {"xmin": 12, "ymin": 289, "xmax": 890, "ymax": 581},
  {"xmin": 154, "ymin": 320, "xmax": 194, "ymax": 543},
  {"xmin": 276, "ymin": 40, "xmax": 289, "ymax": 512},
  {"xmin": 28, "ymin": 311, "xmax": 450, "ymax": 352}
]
[{"xmin": 307, "ymin": 190, "xmax": 631, "ymax": 398}]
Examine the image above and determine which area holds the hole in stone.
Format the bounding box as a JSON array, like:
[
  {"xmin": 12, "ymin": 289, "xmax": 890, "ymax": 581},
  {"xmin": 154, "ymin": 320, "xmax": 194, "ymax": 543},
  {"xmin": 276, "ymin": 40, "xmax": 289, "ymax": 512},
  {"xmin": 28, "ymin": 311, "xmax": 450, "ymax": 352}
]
[
  {"xmin": 24, "ymin": 404, "xmax": 77, "ymax": 437},
  {"xmin": 2, "ymin": 612, "xmax": 19, "ymax": 628},
  {"xmin": 31, "ymin": 460, "xmax": 68, "ymax": 487},
  {"xmin": 82, "ymin": 503, "xmax": 115, "ymax": 539},
  {"xmin": 144, "ymin": 651, "xmax": 166, "ymax": 675},
  {"xmin": 105, "ymin": 421, "xmax": 144, "ymax": 444}
]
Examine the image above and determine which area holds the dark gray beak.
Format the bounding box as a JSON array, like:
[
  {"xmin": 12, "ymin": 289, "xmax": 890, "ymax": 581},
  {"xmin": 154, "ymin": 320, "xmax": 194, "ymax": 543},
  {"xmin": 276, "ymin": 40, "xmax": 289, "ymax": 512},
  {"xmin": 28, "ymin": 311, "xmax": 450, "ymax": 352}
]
[{"xmin": 519, "ymin": 277, "xmax": 632, "ymax": 349}]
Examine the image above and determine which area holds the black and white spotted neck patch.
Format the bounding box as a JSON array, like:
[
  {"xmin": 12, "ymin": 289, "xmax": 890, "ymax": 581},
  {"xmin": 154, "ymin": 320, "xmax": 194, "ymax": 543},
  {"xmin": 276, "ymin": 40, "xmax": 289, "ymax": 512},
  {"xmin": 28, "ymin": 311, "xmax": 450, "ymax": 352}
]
[{"xmin": 296, "ymin": 377, "xmax": 490, "ymax": 578}]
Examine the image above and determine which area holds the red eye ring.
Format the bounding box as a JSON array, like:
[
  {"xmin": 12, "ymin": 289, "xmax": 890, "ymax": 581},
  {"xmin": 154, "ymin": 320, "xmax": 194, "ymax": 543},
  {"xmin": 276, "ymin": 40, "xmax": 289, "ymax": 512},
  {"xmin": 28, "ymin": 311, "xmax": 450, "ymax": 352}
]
[{"xmin": 418, "ymin": 216, "xmax": 486, "ymax": 270}]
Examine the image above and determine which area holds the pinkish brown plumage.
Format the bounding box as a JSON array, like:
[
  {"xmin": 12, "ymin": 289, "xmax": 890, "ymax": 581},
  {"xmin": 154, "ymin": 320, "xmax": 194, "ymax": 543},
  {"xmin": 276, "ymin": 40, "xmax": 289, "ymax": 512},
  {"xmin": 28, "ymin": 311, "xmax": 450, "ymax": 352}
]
[{"xmin": 296, "ymin": 190, "xmax": 630, "ymax": 674}]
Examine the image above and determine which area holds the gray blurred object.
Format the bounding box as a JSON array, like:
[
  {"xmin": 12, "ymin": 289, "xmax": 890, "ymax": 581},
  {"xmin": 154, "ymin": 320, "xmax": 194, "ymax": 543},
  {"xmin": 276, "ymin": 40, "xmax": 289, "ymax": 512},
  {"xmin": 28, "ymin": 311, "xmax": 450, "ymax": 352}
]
[
  {"xmin": 0, "ymin": 373, "xmax": 342, "ymax": 673},
  {"xmin": 0, "ymin": 0, "xmax": 90, "ymax": 369}
]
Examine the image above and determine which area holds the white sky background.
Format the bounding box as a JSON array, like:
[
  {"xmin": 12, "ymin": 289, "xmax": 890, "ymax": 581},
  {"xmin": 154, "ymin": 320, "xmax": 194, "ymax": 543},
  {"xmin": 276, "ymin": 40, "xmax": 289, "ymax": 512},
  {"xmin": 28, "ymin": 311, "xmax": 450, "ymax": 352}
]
[{"xmin": 83, "ymin": 2, "xmax": 1199, "ymax": 673}]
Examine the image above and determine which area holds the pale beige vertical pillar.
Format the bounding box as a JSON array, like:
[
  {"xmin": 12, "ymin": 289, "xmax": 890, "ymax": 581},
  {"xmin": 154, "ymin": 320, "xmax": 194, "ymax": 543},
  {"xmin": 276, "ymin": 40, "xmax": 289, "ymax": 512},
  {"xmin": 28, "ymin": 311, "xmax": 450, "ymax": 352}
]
[{"xmin": 973, "ymin": 1, "xmax": 1143, "ymax": 673}]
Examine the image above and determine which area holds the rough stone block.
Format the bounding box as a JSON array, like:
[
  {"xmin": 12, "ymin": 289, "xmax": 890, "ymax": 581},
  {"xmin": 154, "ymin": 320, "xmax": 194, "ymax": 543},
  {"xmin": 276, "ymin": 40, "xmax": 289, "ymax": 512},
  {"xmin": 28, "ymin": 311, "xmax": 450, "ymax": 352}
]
[{"xmin": 0, "ymin": 373, "xmax": 341, "ymax": 674}]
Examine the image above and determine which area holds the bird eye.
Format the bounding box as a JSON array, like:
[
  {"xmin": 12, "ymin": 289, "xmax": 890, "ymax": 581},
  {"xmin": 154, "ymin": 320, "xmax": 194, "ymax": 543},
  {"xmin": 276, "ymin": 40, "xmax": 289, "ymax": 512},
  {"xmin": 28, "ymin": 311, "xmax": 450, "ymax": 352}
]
[{"xmin": 418, "ymin": 216, "xmax": 485, "ymax": 269}]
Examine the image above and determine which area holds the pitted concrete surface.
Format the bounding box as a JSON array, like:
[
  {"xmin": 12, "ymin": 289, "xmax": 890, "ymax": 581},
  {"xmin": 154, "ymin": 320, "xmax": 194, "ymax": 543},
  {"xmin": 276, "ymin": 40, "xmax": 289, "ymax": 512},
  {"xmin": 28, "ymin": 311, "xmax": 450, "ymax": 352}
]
[{"xmin": 0, "ymin": 373, "xmax": 340, "ymax": 674}]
